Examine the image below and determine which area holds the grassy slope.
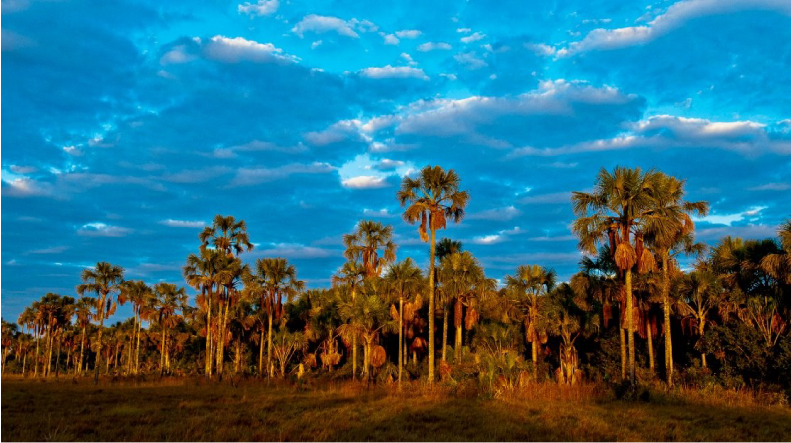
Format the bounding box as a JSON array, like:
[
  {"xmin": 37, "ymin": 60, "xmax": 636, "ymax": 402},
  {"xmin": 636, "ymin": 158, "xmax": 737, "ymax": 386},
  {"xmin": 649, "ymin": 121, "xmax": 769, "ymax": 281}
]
[{"xmin": 2, "ymin": 377, "xmax": 790, "ymax": 441}]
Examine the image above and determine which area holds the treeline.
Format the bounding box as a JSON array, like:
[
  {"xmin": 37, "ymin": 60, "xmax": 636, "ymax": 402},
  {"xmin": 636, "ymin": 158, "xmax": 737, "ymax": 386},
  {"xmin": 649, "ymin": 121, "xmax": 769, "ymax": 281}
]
[{"xmin": 1, "ymin": 166, "xmax": 789, "ymax": 394}]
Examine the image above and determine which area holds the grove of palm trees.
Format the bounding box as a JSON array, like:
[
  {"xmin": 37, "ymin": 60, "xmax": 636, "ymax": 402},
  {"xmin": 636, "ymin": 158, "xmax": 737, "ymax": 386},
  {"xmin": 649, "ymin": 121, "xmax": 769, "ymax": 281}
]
[{"xmin": 2, "ymin": 165, "xmax": 790, "ymax": 441}]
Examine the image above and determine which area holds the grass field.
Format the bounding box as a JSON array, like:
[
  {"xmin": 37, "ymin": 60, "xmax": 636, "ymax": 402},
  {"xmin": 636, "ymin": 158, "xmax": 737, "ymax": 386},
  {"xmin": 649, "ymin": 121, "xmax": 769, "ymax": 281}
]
[{"xmin": 2, "ymin": 376, "xmax": 791, "ymax": 441}]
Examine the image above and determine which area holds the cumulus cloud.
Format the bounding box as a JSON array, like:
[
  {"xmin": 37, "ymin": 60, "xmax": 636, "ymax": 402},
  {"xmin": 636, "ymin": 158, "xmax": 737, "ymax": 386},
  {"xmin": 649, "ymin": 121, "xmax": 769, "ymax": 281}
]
[
  {"xmin": 254, "ymin": 243, "xmax": 338, "ymax": 259},
  {"xmin": 204, "ymin": 36, "xmax": 298, "ymax": 63},
  {"xmin": 468, "ymin": 205, "xmax": 521, "ymax": 220},
  {"xmin": 395, "ymin": 30, "xmax": 421, "ymax": 39},
  {"xmin": 291, "ymin": 15, "xmax": 375, "ymax": 38},
  {"xmin": 77, "ymin": 223, "xmax": 133, "ymax": 237},
  {"xmin": 562, "ymin": 0, "xmax": 791, "ymax": 55},
  {"xmin": 238, "ymin": 0, "xmax": 279, "ymax": 16},
  {"xmin": 460, "ymin": 32, "xmax": 486, "ymax": 43},
  {"xmin": 359, "ymin": 65, "xmax": 429, "ymax": 80},
  {"xmin": 231, "ymin": 162, "xmax": 335, "ymax": 187},
  {"xmin": 341, "ymin": 175, "xmax": 388, "ymax": 189},
  {"xmin": 417, "ymin": 42, "xmax": 452, "ymax": 51}
]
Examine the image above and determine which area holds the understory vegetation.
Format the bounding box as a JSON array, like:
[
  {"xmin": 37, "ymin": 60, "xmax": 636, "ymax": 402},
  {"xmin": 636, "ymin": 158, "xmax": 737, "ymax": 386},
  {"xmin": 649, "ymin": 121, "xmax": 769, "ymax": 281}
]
[{"xmin": 2, "ymin": 165, "xmax": 790, "ymax": 407}]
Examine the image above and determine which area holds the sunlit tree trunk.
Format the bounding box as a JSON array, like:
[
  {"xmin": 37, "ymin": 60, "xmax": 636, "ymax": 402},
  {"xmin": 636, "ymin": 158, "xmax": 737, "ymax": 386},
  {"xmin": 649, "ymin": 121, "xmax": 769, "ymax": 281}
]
[
  {"xmin": 442, "ymin": 307, "xmax": 448, "ymax": 362},
  {"xmin": 620, "ymin": 326, "xmax": 626, "ymax": 380},
  {"xmin": 699, "ymin": 319, "xmax": 707, "ymax": 368},
  {"xmin": 647, "ymin": 321, "xmax": 654, "ymax": 373},
  {"xmin": 455, "ymin": 299, "xmax": 463, "ymax": 363},
  {"xmin": 351, "ymin": 287, "xmax": 357, "ymax": 380},
  {"xmin": 128, "ymin": 309, "xmax": 137, "ymax": 375},
  {"xmin": 78, "ymin": 326, "xmax": 86, "ymax": 376},
  {"xmin": 135, "ymin": 317, "xmax": 142, "ymax": 375},
  {"xmin": 258, "ymin": 329, "xmax": 265, "ymax": 376},
  {"xmin": 625, "ymin": 269, "xmax": 636, "ymax": 386},
  {"xmin": 46, "ymin": 327, "xmax": 54, "ymax": 378},
  {"xmin": 398, "ymin": 297, "xmax": 403, "ymax": 385},
  {"xmin": 267, "ymin": 309, "xmax": 273, "ymax": 380},
  {"xmin": 22, "ymin": 350, "xmax": 27, "ymax": 377},
  {"xmin": 65, "ymin": 345, "xmax": 71, "ymax": 376},
  {"xmin": 160, "ymin": 325, "xmax": 167, "ymax": 376},
  {"xmin": 94, "ymin": 293, "xmax": 107, "ymax": 385},
  {"xmin": 662, "ymin": 257, "xmax": 673, "ymax": 386},
  {"xmin": 427, "ymin": 227, "xmax": 437, "ymax": 384},
  {"xmin": 34, "ymin": 326, "xmax": 40, "ymax": 378},
  {"xmin": 205, "ymin": 285, "xmax": 213, "ymax": 379}
]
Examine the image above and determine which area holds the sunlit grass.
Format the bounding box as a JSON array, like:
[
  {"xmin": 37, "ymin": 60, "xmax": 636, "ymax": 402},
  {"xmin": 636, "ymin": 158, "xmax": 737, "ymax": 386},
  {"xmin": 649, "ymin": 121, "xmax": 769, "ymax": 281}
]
[{"xmin": 2, "ymin": 376, "xmax": 790, "ymax": 441}]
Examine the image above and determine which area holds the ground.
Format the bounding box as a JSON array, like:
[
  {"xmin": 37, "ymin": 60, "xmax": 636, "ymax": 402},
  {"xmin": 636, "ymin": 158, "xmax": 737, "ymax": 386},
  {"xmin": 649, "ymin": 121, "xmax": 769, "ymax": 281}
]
[{"xmin": 2, "ymin": 376, "xmax": 790, "ymax": 441}]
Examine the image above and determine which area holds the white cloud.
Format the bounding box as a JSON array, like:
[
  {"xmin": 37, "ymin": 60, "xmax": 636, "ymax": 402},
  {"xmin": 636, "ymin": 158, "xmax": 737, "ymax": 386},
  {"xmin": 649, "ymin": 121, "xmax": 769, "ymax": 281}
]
[
  {"xmin": 417, "ymin": 42, "xmax": 452, "ymax": 52},
  {"xmin": 291, "ymin": 14, "xmax": 371, "ymax": 38},
  {"xmin": 460, "ymin": 32, "xmax": 486, "ymax": 43},
  {"xmin": 395, "ymin": 29, "xmax": 421, "ymax": 39},
  {"xmin": 27, "ymin": 245, "xmax": 70, "ymax": 254},
  {"xmin": 160, "ymin": 219, "xmax": 206, "ymax": 228},
  {"xmin": 456, "ymin": 28, "xmax": 472, "ymax": 33},
  {"xmin": 341, "ymin": 175, "xmax": 388, "ymax": 189},
  {"xmin": 311, "ymin": 40, "xmax": 323, "ymax": 49},
  {"xmin": 695, "ymin": 206, "xmax": 768, "ymax": 226},
  {"xmin": 748, "ymin": 182, "xmax": 791, "ymax": 191},
  {"xmin": 363, "ymin": 208, "xmax": 397, "ymax": 218},
  {"xmin": 382, "ymin": 33, "xmax": 399, "ymax": 45},
  {"xmin": 375, "ymin": 159, "xmax": 404, "ymax": 170},
  {"xmin": 454, "ymin": 52, "xmax": 487, "ymax": 69},
  {"xmin": 77, "ymin": 223, "xmax": 132, "ymax": 237},
  {"xmin": 471, "ymin": 234, "xmax": 504, "ymax": 245},
  {"xmin": 563, "ymin": 0, "xmax": 791, "ymax": 55},
  {"xmin": 238, "ymin": 0, "xmax": 279, "ymax": 16},
  {"xmin": 359, "ymin": 65, "xmax": 428, "ymax": 80},
  {"xmin": 400, "ymin": 52, "xmax": 417, "ymax": 65},
  {"xmin": 204, "ymin": 36, "xmax": 297, "ymax": 63},
  {"xmin": 254, "ymin": 243, "xmax": 338, "ymax": 259},
  {"xmin": 518, "ymin": 192, "xmax": 572, "ymax": 204}
]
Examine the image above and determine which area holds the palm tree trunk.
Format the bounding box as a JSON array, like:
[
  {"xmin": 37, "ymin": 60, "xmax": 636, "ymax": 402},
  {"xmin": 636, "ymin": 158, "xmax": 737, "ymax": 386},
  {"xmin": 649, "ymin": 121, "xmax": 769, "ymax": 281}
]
[
  {"xmin": 160, "ymin": 326, "xmax": 166, "ymax": 375},
  {"xmin": 135, "ymin": 316, "xmax": 142, "ymax": 375},
  {"xmin": 217, "ymin": 295, "xmax": 230, "ymax": 378},
  {"xmin": 351, "ymin": 287, "xmax": 357, "ymax": 380},
  {"xmin": 398, "ymin": 297, "xmax": 403, "ymax": 385},
  {"xmin": 620, "ymin": 326, "xmax": 626, "ymax": 380},
  {"xmin": 94, "ymin": 294, "xmax": 106, "ymax": 385},
  {"xmin": 625, "ymin": 269, "xmax": 636, "ymax": 386},
  {"xmin": 647, "ymin": 320, "xmax": 654, "ymax": 373},
  {"xmin": 22, "ymin": 350, "xmax": 27, "ymax": 377},
  {"xmin": 662, "ymin": 257, "xmax": 673, "ymax": 386},
  {"xmin": 79, "ymin": 326, "xmax": 86, "ymax": 376},
  {"xmin": 34, "ymin": 327, "xmax": 40, "ymax": 378},
  {"xmin": 205, "ymin": 285, "xmax": 213, "ymax": 378},
  {"xmin": 455, "ymin": 300, "xmax": 463, "ymax": 363},
  {"xmin": 46, "ymin": 328, "xmax": 54, "ymax": 377},
  {"xmin": 128, "ymin": 310, "xmax": 137, "ymax": 375},
  {"xmin": 66, "ymin": 346, "xmax": 71, "ymax": 376},
  {"xmin": 427, "ymin": 227, "xmax": 437, "ymax": 384},
  {"xmin": 267, "ymin": 310, "xmax": 273, "ymax": 379},
  {"xmin": 258, "ymin": 328, "xmax": 265, "ymax": 376},
  {"xmin": 442, "ymin": 306, "xmax": 448, "ymax": 362}
]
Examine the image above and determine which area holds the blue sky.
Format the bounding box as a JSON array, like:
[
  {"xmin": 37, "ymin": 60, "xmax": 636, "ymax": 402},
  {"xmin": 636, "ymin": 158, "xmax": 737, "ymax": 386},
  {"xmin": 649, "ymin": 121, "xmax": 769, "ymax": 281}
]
[{"xmin": 2, "ymin": 0, "xmax": 790, "ymax": 321}]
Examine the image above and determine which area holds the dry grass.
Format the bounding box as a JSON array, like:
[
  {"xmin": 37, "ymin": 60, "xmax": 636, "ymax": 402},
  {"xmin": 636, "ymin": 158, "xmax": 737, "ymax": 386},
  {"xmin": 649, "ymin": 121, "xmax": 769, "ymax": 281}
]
[{"xmin": 2, "ymin": 375, "xmax": 790, "ymax": 441}]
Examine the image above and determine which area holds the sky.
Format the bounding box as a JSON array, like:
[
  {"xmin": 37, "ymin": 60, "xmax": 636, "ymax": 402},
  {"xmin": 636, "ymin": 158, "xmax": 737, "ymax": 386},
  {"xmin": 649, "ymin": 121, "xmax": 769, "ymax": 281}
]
[{"xmin": 2, "ymin": 0, "xmax": 790, "ymax": 322}]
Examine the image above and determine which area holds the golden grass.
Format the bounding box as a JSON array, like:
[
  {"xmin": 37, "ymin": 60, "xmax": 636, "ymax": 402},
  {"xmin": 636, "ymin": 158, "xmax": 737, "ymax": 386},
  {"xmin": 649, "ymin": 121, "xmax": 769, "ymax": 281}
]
[{"xmin": 2, "ymin": 375, "xmax": 790, "ymax": 441}]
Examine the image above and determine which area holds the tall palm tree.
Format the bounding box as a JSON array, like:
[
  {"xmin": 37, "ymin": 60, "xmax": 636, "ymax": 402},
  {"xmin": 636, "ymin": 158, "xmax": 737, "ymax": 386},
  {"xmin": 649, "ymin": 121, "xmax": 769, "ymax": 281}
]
[
  {"xmin": 76, "ymin": 261, "xmax": 125, "ymax": 384},
  {"xmin": 397, "ymin": 165, "xmax": 469, "ymax": 383},
  {"xmin": 572, "ymin": 166, "xmax": 662, "ymax": 386},
  {"xmin": 505, "ymin": 265, "xmax": 556, "ymax": 370},
  {"xmin": 17, "ymin": 308, "xmax": 37, "ymax": 377},
  {"xmin": 184, "ymin": 247, "xmax": 224, "ymax": 378},
  {"xmin": 199, "ymin": 214, "xmax": 254, "ymax": 258},
  {"xmin": 331, "ymin": 260, "xmax": 366, "ymax": 378},
  {"xmin": 761, "ymin": 220, "xmax": 791, "ymax": 285},
  {"xmin": 644, "ymin": 172, "xmax": 708, "ymax": 384},
  {"xmin": 151, "ymin": 283, "xmax": 188, "ymax": 375},
  {"xmin": 384, "ymin": 258, "xmax": 423, "ymax": 384},
  {"xmin": 118, "ymin": 280, "xmax": 152, "ymax": 375},
  {"xmin": 73, "ymin": 296, "xmax": 95, "ymax": 376},
  {"xmin": 343, "ymin": 220, "xmax": 397, "ymax": 278},
  {"xmin": 249, "ymin": 257, "xmax": 303, "ymax": 378},
  {"xmin": 338, "ymin": 283, "xmax": 395, "ymax": 382}
]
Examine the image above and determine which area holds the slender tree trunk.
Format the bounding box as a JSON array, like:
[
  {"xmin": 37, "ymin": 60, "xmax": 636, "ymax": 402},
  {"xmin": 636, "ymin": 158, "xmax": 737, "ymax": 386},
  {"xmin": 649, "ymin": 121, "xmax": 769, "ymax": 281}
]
[
  {"xmin": 22, "ymin": 351, "xmax": 27, "ymax": 377},
  {"xmin": 455, "ymin": 301, "xmax": 463, "ymax": 363},
  {"xmin": 135, "ymin": 317, "xmax": 142, "ymax": 375},
  {"xmin": 398, "ymin": 297, "xmax": 403, "ymax": 385},
  {"xmin": 625, "ymin": 269, "xmax": 636, "ymax": 386},
  {"xmin": 205, "ymin": 285, "xmax": 213, "ymax": 379},
  {"xmin": 160, "ymin": 326, "xmax": 166, "ymax": 375},
  {"xmin": 46, "ymin": 328, "xmax": 54, "ymax": 377},
  {"xmin": 427, "ymin": 227, "xmax": 437, "ymax": 384},
  {"xmin": 128, "ymin": 310, "xmax": 137, "ymax": 375},
  {"xmin": 267, "ymin": 310, "xmax": 273, "ymax": 379},
  {"xmin": 351, "ymin": 287, "xmax": 357, "ymax": 380},
  {"xmin": 259, "ymin": 328, "xmax": 265, "ymax": 376},
  {"xmin": 94, "ymin": 294, "xmax": 106, "ymax": 385},
  {"xmin": 235, "ymin": 341, "xmax": 241, "ymax": 374},
  {"xmin": 79, "ymin": 326, "xmax": 86, "ymax": 376},
  {"xmin": 65, "ymin": 346, "xmax": 71, "ymax": 376},
  {"xmin": 620, "ymin": 326, "xmax": 626, "ymax": 380},
  {"xmin": 647, "ymin": 320, "xmax": 654, "ymax": 373},
  {"xmin": 661, "ymin": 257, "xmax": 673, "ymax": 386},
  {"xmin": 442, "ymin": 306, "xmax": 448, "ymax": 362},
  {"xmin": 34, "ymin": 327, "xmax": 40, "ymax": 378}
]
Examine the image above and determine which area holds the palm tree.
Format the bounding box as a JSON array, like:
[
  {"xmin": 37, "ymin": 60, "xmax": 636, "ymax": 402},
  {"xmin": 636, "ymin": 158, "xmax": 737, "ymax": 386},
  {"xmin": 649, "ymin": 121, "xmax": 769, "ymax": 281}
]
[
  {"xmin": 644, "ymin": 172, "xmax": 709, "ymax": 384},
  {"xmin": 548, "ymin": 283, "xmax": 599, "ymax": 384},
  {"xmin": 118, "ymin": 280, "xmax": 152, "ymax": 375},
  {"xmin": 384, "ymin": 258, "xmax": 423, "ymax": 384},
  {"xmin": 331, "ymin": 260, "xmax": 366, "ymax": 378},
  {"xmin": 151, "ymin": 283, "xmax": 188, "ymax": 375},
  {"xmin": 572, "ymin": 166, "xmax": 662, "ymax": 386},
  {"xmin": 439, "ymin": 251, "xmax": 494, "ymax": 363},
  {"xmin": 249, "ymin": 257, "xmax": 303, "ymax": 378},
  {"xmin": 17, "ymin": 308, "xmax": 37, "ymax": 377},
  {"xmin": 761, "ymin": 220, "xmax": 791, "ymax": 285},
  {"xmin": 184, "ymin": 247, "xmax": 224, "ymax": 378},
  {"xmin": 505, "ymin": 265, "xmax": 556, "ymax": 371},
  {"xmin": 397, "ymin": 165, "xmax": 469, "ymax": 383},
  {"xmin": 199, "ymin": 214, "xmax": 254, "ymax": 258},
  {"xmin": 338, "ymin": 283, "xmax": 395, "ymax": 382},
  {"xmin": 271, "ymin": 330, "xmax": 308, "ymax": 377},
  {"xmin": 73, "ymin": 297, "xmax": 94, "ymax": 376},
  {"xmin": 342, "ymin": 220, "xmax": 396, "ymax": 378},
  {"xmin": 76, "ymin": 261, "xmax": 125, "ymax": 384},
  {"xmin": 676, "ymin": 269, "xmax": 724, "ymax": 368}
]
